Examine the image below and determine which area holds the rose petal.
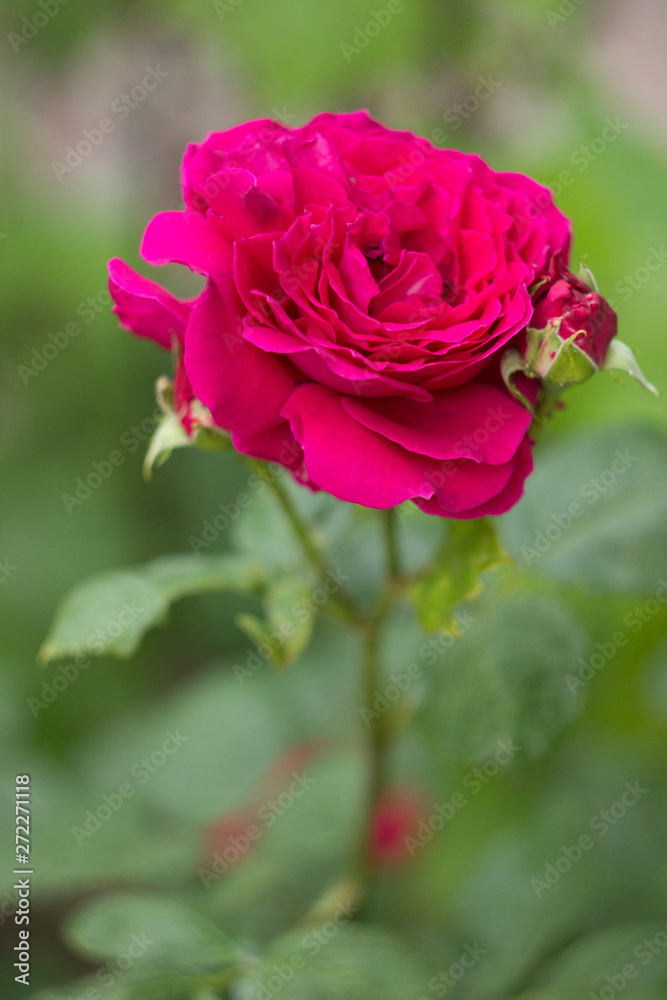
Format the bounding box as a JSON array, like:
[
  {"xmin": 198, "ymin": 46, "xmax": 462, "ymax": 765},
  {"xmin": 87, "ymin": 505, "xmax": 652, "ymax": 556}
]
[
  {"xmin": 416, "ymin": 437, "xmax": 533, "ymax": 518},
  {"xmin": 343, "ymin": 383, "xmax": 532, "ymax": 464},
  {"xmin": 231, "ymin": 421, "xmax": 312, "ymax": 484},
  {"xmin": 141, "ymin": 211, "xmax": 233, "ymax": 276},
  {"xmin": 427, "ymin": 453, "xmax": 515, "ymax": 514},
  {"xmin": 107, "ymin": 257, "xmax": 191, "ymax": 349},
  {"xmin": 185, "ymin": 281, "xmax": 296, "ymax": 438},
  {"xmin": 282, "ymin": 384, "xmax": 436, "ymax": 508}
]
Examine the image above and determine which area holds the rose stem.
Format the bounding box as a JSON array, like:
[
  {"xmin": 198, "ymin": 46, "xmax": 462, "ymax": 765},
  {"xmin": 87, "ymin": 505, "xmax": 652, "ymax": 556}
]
[
  {"xmin": 350, "ymin": 508, "xmax": 400, "ymax": 915},
  {"xmin": 245, "ymin": 458, "xmax": 359, "ymax": 625},
  {"xmin": 245, "ymin": 456, "xmax": 401, "ymax": 915},
  {"xmin": 383, "ymin": 506, "xmax": 401, "ymax": 584}
]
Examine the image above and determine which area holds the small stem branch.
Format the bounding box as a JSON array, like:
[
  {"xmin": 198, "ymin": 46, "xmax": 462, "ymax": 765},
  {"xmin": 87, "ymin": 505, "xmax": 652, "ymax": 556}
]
[
  {"xmin": 245, "ymin": 458, "xmax": 359, "ymax": 625},
  {"xmin": 383, "ymin": 507, "xmax": 400, "ymax": 583},
  {"xmin": 249, "ymin": 459, "xmax": 323, "ymax": 575}
]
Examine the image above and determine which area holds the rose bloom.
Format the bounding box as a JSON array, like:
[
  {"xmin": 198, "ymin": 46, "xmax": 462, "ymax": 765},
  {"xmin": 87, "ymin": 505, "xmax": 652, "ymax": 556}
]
[{"xmin": 109, "ymin": 111, "xmax": 574, "ymax": 517}]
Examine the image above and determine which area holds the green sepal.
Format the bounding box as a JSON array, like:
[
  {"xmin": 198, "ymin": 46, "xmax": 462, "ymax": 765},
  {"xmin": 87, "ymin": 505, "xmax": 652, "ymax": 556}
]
[
  {"xmin": 143, "ymin": 411, "xmax": 191, "ymax": 480},
  {"xmin": 500, "ymin": 347, "xmax": 537, "ymax": 411},
  {"xmin": 525, "ymin": 322, "xmax": 597, "ymax": 387},
  {"xmin": 144, "ymin": 376, "xmax": 229, "ymax": 479},
  {"xmin": 578, "ymin": 261, "xmax": 599, "ymax": 291},
  {"xmin": 602, "ymin": 338, "xmax": 659, "ymax": 395}
]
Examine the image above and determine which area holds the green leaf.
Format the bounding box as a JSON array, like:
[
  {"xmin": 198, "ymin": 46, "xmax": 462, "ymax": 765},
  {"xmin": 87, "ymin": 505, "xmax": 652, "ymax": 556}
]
[
  {"xmin": 34, "ymin": 972, "xmax": 211, "ymax": 1000},
  {"xmin": 125, "ymin": 975, "xmax": 220, "ymax": 1000},
  {"xmin": 32, "ymin": 980, "xmax": 132, "ymax": 1000},
  {"xmin": 498, "ymin": 426, "xmax": 667, "ymax": 594},
  {"xmin": 237, "ymin": 573, "xmax": 317, "ymax": 667},
  {"xmin": 603, "ymin": 338, "xmax": 659, "ymax": 395},
  {"xmin": 67, "ymin": 623, "xmax": 359, "ymax": 837},
  {"xmin": 235, "ymin": 612, "xmax": 281, "ymax": 660},
  {"xmin": 237, "ymin": 925, "xmax": 434, "ymax": 1000},
  {"xmin": 39, "ymin": 553, "xmax": 266, "ymax": 663},
  {"xmin": 531, "ymin": 922, "xmax": 667, "ymax": 999},
  {"xmin": 22, "ymin": 765, "xmax": 198, "ymax": 897},
  {"xmin": 417, "ymin": 589, "xmax": 588, "ymax": 760},
  {"xmin": 64, "ymin": 892, "xmax": 240, "ymax": 974},
  {"xmin": 39, "ymin": 572, "xmax": 168, "ymax": 663},
  {"xmin": 144, "ymin": 553, "xmax": 264, "ymax": 602},
  {"xmin": 409, "ymin": 518, "xmax": 510, "ymax": 633},
  {"xmin": 441, "ymin": 731, "xmax": 667, "ymax": 998}
]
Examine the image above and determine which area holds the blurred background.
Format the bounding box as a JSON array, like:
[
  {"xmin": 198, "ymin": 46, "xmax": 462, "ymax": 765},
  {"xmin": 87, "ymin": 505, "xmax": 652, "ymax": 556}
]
[{"xmin": 2, "ymin": 0, "xmax": 667, "ymax": 995}]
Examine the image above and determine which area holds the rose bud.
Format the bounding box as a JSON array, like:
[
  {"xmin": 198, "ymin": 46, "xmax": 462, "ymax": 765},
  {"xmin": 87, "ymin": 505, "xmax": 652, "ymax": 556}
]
[
  {"xmin": 502, "ymin": 261, "xmax": 657, "ymax": 405},
  {"xmin": 369, "ymin": 786, "xmax": 428, "ymax": 867},
  {"xmin": 526, "ymin": 264, "xmax": 617, "ymax": 383}
]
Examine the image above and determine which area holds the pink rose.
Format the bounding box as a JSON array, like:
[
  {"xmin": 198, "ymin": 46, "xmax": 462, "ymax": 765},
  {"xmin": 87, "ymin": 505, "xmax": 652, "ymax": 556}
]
[{"xmin": 109, "ymin": 111, "xmax": 573, "ymax": 517}]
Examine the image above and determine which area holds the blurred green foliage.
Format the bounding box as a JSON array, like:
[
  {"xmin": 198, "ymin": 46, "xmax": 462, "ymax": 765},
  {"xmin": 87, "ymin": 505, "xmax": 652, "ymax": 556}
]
[{"xmin": 1, "ymin": 0, "xmax": 667, "ymax": 995}]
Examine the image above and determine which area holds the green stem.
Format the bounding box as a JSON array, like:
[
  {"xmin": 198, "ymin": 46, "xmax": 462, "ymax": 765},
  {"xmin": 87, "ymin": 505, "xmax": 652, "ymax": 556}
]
[
  {"xmin": 530, "ymin": 383, "xmax": 563, "ymax": 433},
  {"xmin": 247, "ymin": 459, "xmax": 322, "ymax": 574},
  {"xmin": 348, "ymin": 615, "xmax": 388, "ymax": 910},
  {"xmin": 361, "ymin": 616, "xmax": 388, "ymax": 868},
  {"xmin": 350, "ymin": 510, "xmax": 402, "ymax": 911},
  {"xmin": 244, "ymin": 462, "xmax": 402, "ymax": 915},
  {"xmin": 383, "ymin": 507, "xmax": 401, "ymax": 583},
  {"xmin": 246, "ymin": 459, "xmax": 359, "ymax": 625}
]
